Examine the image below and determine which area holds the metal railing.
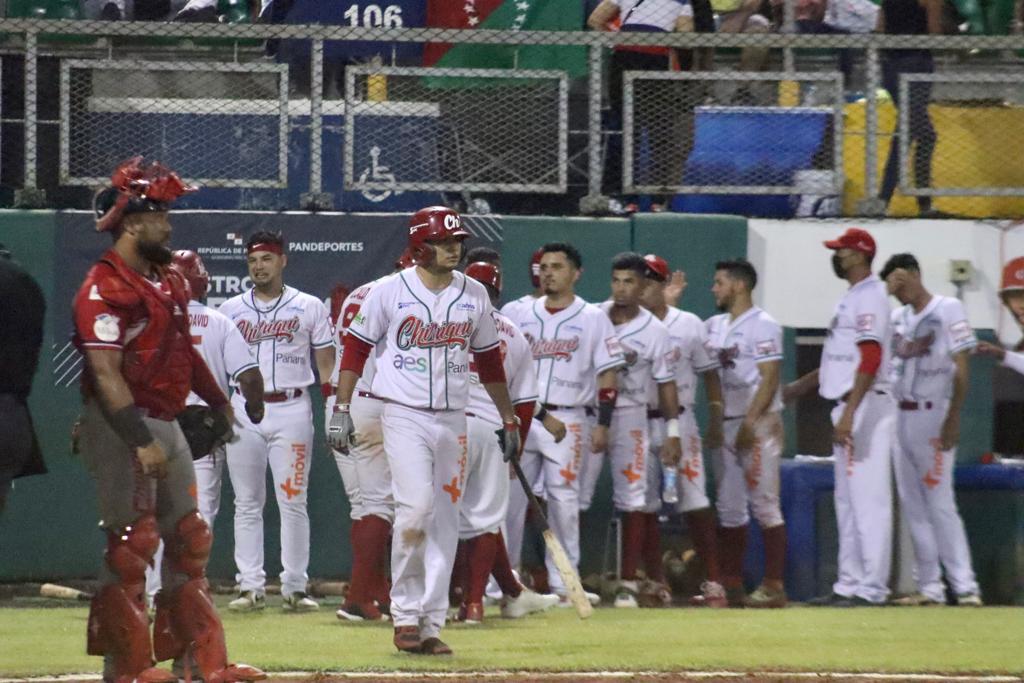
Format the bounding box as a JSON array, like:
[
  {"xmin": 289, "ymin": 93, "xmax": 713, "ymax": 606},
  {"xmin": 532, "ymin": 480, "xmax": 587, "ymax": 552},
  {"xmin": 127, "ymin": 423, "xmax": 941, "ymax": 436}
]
[{"xmin": 0, "ymin": 18, "xmax": 1023, "ymax": 216}]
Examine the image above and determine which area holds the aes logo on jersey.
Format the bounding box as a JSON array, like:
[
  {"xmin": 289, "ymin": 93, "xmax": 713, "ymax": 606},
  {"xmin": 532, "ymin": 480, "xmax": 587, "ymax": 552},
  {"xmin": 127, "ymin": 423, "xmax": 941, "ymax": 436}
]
[{"xmin": 396, "ymin": 315, "xmax": 472, "ymax": 350}]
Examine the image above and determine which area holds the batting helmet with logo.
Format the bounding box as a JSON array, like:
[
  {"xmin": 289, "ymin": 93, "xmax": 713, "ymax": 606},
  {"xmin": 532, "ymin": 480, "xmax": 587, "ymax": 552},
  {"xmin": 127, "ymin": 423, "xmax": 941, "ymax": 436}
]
[
  {"xmin": 408, "ymin": 206, "xmax": 469, "ymax": 265},
  {"xmin": 643, "ymin": 254, "xmax": 670, "ymax": 282},
  {"xmin": 465, "ymin": 261, "xmax": 502, "ymax": 294},
  {"xmin": 1000, "ymin": 257, "xmax": 1024, "ymax": 297},
  {"xmin": 94, "ymin": 156, "xmax": 196, "ymax": 233},
  {"xmin": 171, "ymin": 250, "xmax": 210, "ymax": 301},
  {"xmin": 529, "ymin": 247, "xmax": 544, "ymax": 288}
]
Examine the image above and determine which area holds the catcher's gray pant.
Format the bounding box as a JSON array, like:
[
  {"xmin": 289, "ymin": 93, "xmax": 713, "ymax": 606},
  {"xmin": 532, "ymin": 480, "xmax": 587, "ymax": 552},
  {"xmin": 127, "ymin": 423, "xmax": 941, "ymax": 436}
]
[{"xmin": 79, "ymin": 399, "xmax": 197, "ymax": 678}]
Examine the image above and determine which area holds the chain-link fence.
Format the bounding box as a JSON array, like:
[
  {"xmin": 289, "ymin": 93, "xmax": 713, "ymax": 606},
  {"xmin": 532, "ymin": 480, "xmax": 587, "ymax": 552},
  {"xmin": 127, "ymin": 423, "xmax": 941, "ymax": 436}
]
[{"xmin": 0, "ymin": 17, "xmax": 1023, "ymax": 216}]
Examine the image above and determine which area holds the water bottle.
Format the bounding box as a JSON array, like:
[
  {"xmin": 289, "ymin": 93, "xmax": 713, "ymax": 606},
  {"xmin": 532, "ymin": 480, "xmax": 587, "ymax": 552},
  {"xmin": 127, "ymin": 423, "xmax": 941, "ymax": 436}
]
[{"xmin": 662, "ymin": 465, "xmax": 679, "ymax": 504}]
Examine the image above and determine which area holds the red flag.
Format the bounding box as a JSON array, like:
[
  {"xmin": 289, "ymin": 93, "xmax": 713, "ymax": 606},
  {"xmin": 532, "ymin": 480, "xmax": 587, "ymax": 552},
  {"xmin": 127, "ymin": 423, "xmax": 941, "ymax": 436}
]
[{"xmin": 423, "ymin": 0, "xmax": 505, "ymax": 65}]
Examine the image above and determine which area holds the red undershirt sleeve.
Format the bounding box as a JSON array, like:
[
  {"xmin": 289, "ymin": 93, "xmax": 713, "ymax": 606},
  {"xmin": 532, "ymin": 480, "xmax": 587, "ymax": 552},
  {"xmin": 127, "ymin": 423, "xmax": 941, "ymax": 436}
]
[
  {"xmin": 857, "ymin": 340, "xmax": 882, "ymax": 375},
  {"xmin": 474, "ymin": 346, "xmax": 507, "ymax": 385},
  {"xmin": 340, "ymin": 334, "xmax": 373, "ymax": 376}
]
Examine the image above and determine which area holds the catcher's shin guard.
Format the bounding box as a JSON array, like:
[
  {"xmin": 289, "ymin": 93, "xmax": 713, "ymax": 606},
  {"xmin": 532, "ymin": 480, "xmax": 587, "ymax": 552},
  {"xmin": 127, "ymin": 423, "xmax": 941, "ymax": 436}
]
[{"xmin": 87, "ymin": 515, "xmax": 161, "ymax": 678}]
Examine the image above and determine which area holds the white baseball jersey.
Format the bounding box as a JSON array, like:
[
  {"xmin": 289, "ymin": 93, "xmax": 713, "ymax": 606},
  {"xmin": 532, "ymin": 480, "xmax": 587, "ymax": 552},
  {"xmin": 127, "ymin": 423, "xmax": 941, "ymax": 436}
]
[
  {"xmin": 614, "ymin": 0, "xmax": 692, "ymax": 31},
  {"xmin": 467, "ymin": 312, "xmax": 538, "ymax": 422},
  {"xmin": 652, "ymin": 307, "xmax": 719, "ymax": 409},
  {"xmin": 218, "ymin": 286, "xmax": 334, "ymax": 392},
  {"xmin": 508, "ymin": 295, "xmax": 625, "ymax": 407},
  {"xmin": 331, "ymin": 281, "xmax": 384, "ymax": 395},
  {"xmin": 820, "ymin": 275, "xmax": 892, "ymax": 401},
  {"xmin": 889, "ymin": 295, "xmax": 976, "ymax": 402},
  {"xmin": 705, "ymin": 307, "xmax": 783, "ymax": 418},
  {"xmin": 499, "ymin": 294, "xmax": 538, "ymax": 326},
  {"xmin": 599, "ymin": 303, "xmax": 674, "ymax": 408},
  {"xmin": 185, "ymin": 301, "xmax": 259, "ymax": 406},
  {"xmin": 347, "ymin": 267, "xmax": 500, "ymax": 411}
]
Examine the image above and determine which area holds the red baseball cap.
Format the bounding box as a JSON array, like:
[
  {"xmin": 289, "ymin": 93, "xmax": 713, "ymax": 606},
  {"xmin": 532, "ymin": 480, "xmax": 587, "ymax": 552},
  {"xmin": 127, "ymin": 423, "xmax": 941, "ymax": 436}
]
[
  {"xmin": 643, "ymin": 254, "xmax": 669, "ymax": 282},
  {"xmin": 1000, "ymin": 257, "xmax": 1024, "ymax": 294},
  {"xmin": 824, "ymin": 227, "xmax": 876, "ymax": 256}
]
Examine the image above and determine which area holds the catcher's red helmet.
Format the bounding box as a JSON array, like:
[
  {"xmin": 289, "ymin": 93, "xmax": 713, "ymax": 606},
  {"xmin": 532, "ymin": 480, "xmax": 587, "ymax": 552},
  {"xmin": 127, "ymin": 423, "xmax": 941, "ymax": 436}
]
[
  {"xmin": 171, "ymin": 249, "xmax": 210, "ymax": 300},
  {"xmin": 644, "ymin": 254, "xmax": 670, "ymax": 282},
  {"xmin": 408, "ymin": 206, "xmax": 469, "ymax": 265},
  {"xmin": 465, "ymin": 261, "xmax": 502, "ymax": 294},
  {"xmin": 529, "ymin": 247, "xmax": 544, "ymax": 288},
  {"xmin": 94, "ymin": 156, "xmax": 197, "ymax": 233}
]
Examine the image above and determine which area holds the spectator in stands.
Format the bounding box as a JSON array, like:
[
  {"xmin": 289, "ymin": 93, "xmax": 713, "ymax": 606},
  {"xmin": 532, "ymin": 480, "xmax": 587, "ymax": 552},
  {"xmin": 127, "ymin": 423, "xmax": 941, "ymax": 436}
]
[
  {"xmin": 588, "ymin": 0, "xmax": 694, "ymax": 212},
  {"xmin": 871, "ymin": 0, "xmax": 942, "ymax": 217},
  {"xmin": 0, "ymin": 244, "xmax": 46, "ymax": 515},
  {"xmin": 84, "ymin": 0, "xmax": 225, "ymax": 22},
  {"xmin": 714, "ymin": 0, "xmax": 773, "ymax": 98},
  {"xmin": 778, "ymin": 0, "xmax": 856, "ymax": 85}
]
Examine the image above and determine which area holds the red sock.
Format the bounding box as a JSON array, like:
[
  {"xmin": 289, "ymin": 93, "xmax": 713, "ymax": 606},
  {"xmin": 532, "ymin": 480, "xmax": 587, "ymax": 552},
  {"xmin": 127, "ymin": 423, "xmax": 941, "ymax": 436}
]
[
  {"xmin": 450, "ymin": 540, "xmax": 469, "ymax": 605},
  {"xmin": 762, "ymin": 524, "xmax": 787, "ymax": 584},
  {"xmin": 361, "ymin": 515, "xmax": 392, "ymax": 605},
  {"xmin": 621, "ymin": 511, "xmax": 645, "ymax": 581},
  {"xmin": 718, "ymin": 524, "xmax": 748, "ymax": 589},
  {"xmin": 346, "ymin": 518, "xmax": 370, "ymax": 604},
  {"xmin": 686, "ymin": 507, "xmax": 721, "ymax": 583},
  {"xmin": 491, "ymin": 530, "xmax": 522, "ymax": 598},
  {"xmin": 465, "ymin": 533, "xmax": 499, "ymax": 605},
  {"xmin": 641, "ymin": 512, "xmax": 664, "ymax": 583}
]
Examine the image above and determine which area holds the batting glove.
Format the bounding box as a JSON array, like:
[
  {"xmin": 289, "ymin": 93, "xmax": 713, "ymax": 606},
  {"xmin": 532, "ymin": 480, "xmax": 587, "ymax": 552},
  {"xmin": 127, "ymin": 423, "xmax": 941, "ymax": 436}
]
[
  {"xmin": 328, "ymin": 404, "xmax": 355, "ymax": 454},
  {"xmin": 495, "ymin": 417, "xmax": 522, "ymax": 463}
]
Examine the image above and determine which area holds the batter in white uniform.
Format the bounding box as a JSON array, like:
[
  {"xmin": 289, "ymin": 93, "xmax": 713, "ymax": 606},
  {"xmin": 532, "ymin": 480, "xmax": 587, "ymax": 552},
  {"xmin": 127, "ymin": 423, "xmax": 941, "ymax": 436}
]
[
  {"xmin": 790, "ymin": 228, "xmax": 896, "ymax": 607},
  {"xmin": 219, "ymin": 232, "xmax": 336, "ymax": 612},
  {"xmin": 504, "ymin": 242, "xmax": 625, "ymax": 604},
  {"xmin": 329, "ymin": 206, "xmax": 521, "ymax": 656},
  {"xmin": 705, "ymin": 259, "xmax": 787, "ymax": 609},
  {"xmin": 881, "ymin": 253, "xmax": 981, "ymax": 606},
  {"xmin": 640, "ymin": 253, "xmax": 727, "ymax": 608}
]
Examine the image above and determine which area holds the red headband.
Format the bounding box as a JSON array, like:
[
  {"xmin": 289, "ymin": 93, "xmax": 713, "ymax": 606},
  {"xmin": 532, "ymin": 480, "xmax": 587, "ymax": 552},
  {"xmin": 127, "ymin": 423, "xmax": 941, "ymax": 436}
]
[{"xmin": 247, "ymin": 242, "xmax": 284, "ymax": 256}]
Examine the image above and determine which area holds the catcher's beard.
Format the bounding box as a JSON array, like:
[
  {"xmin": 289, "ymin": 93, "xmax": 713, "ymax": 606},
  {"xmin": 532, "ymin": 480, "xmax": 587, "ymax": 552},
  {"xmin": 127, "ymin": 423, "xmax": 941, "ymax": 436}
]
[{"xmin": 138, "ymin": 239, "xmax": 173, "ymax": 266}]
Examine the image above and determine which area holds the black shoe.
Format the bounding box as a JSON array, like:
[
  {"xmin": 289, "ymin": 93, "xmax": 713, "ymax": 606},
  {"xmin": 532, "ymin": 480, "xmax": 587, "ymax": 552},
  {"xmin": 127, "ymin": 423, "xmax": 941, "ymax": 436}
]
[
  {"xmin": 835, "ymin": 596, "xmax": 884, "ymax": 608},
  {"xmin": 807, "ymin": 592, "xmax": 848, "ymax": 606}
]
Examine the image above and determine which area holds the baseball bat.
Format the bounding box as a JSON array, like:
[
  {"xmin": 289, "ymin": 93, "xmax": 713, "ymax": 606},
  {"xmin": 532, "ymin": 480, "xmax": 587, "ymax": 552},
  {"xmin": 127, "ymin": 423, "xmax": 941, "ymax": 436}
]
[
  {"xmin": 310, "ymin": 581, "xmax": 349, "ymax": 597},
  {"xmin": 510, "ymin": 459, "xmax": 593, "ymax": 619},
  {"xmin": 40, "ymin": 583, "xmax": 93, "ymax": 601}
]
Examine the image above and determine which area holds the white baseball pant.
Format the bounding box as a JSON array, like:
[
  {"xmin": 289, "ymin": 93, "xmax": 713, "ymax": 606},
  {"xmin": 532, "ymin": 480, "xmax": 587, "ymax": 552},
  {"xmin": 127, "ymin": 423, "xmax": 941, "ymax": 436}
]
[
  {"xmin": 383, "ymin": 402, "xmax": 466, "ymax": 639},
  {"xmin": 510, "ymin": 406, "xmax": 588, "ymax": 597},
  {"xmin": 713, "ymin": 412, "xmax": 784, "ymax": 529},
  {"xmin": 831, "ymin": 390, "xmax": 896, "ymax": 604},
  {"xmin": 226, "ymin": 391, "xmax": 314, "ymax": 596},
  {"xmin": 649, "ymin": 408, "xmax": 711, "ymax": 513},
  {"xmin": 609, "ymin": 405, "xmax": 651, "ymax": 512},
  {"xmin": 459, "ymin": 414, "xmax": 509, "ymax": 538},
  {"xmin": 893, "ymin": 401, "xmax": 978, "ymax": 601}
]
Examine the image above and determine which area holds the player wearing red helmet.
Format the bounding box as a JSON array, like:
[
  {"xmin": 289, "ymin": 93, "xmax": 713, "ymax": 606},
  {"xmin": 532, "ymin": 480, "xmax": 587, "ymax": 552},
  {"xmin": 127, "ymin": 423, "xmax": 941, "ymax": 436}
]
[
  {"xmin": 977, "ymin": 256, "xmax": 1024, "ymax": 375},
  {"xmin": 330, "ymin": 206, "xmax": 520, "ymax": 654},
  {"xmin": 73, "ymin": 158, "xmax": 264, "ymax": 683}
]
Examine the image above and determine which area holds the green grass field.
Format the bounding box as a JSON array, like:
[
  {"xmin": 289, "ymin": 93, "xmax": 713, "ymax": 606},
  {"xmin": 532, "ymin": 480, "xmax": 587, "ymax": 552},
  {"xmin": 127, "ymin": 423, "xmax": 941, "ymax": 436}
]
[{"xmin": 1, "ymin": 595, "xmax": 1023, "ymax": 678}]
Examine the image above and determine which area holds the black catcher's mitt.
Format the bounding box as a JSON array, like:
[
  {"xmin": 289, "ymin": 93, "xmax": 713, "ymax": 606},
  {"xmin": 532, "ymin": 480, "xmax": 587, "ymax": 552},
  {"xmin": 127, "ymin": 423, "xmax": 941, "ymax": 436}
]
[{"xmin": 176, "ymin": 405, "xmax": 233, "ymax": 460}]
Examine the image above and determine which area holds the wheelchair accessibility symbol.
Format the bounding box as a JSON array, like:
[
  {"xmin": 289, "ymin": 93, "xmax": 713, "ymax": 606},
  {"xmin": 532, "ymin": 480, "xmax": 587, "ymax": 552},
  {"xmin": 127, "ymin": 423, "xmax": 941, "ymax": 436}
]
[{"xmin": 359, "ymin": 145, "xmax": 404, "ymax": 203}]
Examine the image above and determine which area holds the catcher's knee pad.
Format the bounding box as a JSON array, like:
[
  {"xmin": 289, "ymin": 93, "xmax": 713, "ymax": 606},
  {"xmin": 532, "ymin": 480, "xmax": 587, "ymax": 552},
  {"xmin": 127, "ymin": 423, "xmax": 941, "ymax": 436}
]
[
  {"xmin": 105, "ymin": 514, "xmax": 160, "ymax": 584},
  {"xmin": 166, "ymin": 510, "xmax": 212, "ymax": 578},
  {"xmin": 86, "ymin": 583, "xmax": 153, "ymax": 675},
  {"xmin": 153, "ymin": 578, "xmax": 227, "ymax": 677}
]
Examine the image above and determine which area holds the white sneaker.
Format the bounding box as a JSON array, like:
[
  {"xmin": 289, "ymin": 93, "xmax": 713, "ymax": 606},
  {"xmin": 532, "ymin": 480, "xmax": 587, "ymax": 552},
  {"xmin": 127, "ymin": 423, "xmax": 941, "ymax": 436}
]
[
  {"xmin": 228, "ymin": 590, "xmax": 266, "ymax": 612},
  {"xmin": 957, "ymin": 593, "xmax": 984, "ymax": 607},
  {"xmin": 282, "ymin": 591, "xmax": 319, "ymax": 612},
  {"xmin": 501, "ymin": 588, "xmax": 560, "ymax": 619},
  {"xmin": 614, "ymin": 580, "xmax": 639, "ymax": 609}
]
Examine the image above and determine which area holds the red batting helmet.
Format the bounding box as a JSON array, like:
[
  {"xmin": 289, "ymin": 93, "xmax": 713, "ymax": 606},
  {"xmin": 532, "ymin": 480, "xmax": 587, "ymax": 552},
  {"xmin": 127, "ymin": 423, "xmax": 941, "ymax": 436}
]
[
  {"xmin": 171, "ymin": 249, "xmax": 210, "ymax": 301},
  {"xmin": 1000, "ymin": 257, "xmax": 1024, "ymax": 296},
  {"xmin": 408, "ymin": 206, "xmax": 470, "ymax": 265},
  {"xmin": 644, "ymin": 254, "xmax": 670, "ymax": 282},
  {"xmin": 529, "ymin": 247, "xmax": 544, "ymax": 288},
  {"xmin": 466, "ymin": 261, "xmax": 502, "ymax": 294}
]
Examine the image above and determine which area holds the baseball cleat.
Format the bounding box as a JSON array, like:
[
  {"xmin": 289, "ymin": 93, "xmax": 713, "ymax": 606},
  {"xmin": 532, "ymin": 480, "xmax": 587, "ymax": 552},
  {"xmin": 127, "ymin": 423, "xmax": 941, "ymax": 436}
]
[
  {"xmin": 805, "ymin": 592, "xmax": 849, "ymax": 607},
  {"xmin": 206, "ymin": 663, "xmax": 268, "ymax": 683},
  {"xmin": 613, "ymin": 581, "xmax": 639, "ymax": 609},
  {"xmin": 743, "ymin": 583, "xmax": 788, "ymax": 609},
  {"xmin": 418, "ymin": 637, "xmax": 453, "ymax": 655},
  {"xmin": 956, "ymin": 593, "xmax": 984, "ymax": 606},
  {"xmin": 462, "ymin": 602, "xmax": 484, "ymax": 624},
  {"xmin": 891, "ymin": 593, "xmax": 944, "ymax": 607},
  {"xmin": 282, "ymin": 591, "xmax": 319, "ymax": 612},
  {"xmin": 336, "ymin": 601, "xmax": 388, "ymax": 621},
  {"xmin": 227, "ymin": 590, "xmax": 265, "ymax": 612},
  {"xmin": 393, "ymin": 625, "xmax": 422, "ymax": 653},
  {"xmin": 501, "ymin": 588, "xmax": 560, "ymax": 618},
  {"xmin": 689, "ymin": 580, "xmax": 729, "ymax": 608}
]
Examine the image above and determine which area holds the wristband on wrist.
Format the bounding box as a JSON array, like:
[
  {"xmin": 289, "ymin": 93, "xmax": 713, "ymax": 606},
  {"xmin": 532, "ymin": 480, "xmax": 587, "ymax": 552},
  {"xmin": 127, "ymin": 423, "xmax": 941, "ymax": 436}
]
[
  {"xmin": 503, "ymin": 416, "xmax": 521, "ymax": 430},
  {"xmin": 597, "ymin": 387, "xmax": 618, "ymax": 427},
  {"xmin": 321, "ymin": 382, "xmax": 334, "ymax": 399},
  {"xmin": 334, "ymin": 402, "xmax": 350, "ymax": 413},
  {"xmin": 110, "ymin": 406, "xmax": 155, "ymax": 448},
  {"xmin": 666, "ymin": 418, "xmax": 680, "ymax": 439},
  {"xmin": 535, "ymin": 405, "xmax": 549, "ymax": 421}
]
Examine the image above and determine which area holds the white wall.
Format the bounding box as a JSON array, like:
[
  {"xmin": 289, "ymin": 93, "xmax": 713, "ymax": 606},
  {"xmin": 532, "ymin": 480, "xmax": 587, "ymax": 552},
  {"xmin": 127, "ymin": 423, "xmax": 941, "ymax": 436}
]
[{"xmin": 748, "ymin": 218, "xmax": 1024, "ymax": 342}]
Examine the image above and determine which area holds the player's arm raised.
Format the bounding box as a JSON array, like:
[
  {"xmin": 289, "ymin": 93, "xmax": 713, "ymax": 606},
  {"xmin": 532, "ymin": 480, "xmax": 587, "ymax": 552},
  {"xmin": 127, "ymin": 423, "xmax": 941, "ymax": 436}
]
[{"xmin": 736, "ymin": 360, "xmax": 781, "ymax": 451}]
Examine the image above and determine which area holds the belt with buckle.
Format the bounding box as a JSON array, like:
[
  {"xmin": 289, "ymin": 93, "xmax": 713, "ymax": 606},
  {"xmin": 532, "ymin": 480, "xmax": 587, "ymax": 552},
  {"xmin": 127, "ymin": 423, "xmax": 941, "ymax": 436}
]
[
  {"xmin": 264, "ymin": 388, "xmax": 303, "ymax": 403},
  {"xmin": 356, "ymin": 390, "xmax": 379, "ymax": 400},
  {"xmin": 898, "ymin": 400, "xmax": 934, "ymax": 411},
  {"xmin": 647, "ymin": 406, "xmax": 687, "ymax": 420},
  {"xmin": 542, "ymin": 403, "xmax": 589, "ymax": 414}
]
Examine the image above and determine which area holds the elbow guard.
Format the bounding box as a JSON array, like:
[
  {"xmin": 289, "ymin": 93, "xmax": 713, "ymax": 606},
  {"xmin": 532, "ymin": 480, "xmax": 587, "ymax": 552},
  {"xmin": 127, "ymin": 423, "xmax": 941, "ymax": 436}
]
[{"xmin": 857, "ymin": 340, "xmax": 881, "ymax": 375}]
